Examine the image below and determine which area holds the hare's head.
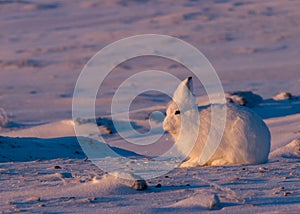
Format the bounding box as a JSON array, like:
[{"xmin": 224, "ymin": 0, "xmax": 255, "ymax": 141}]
[{"xmin": 163, "ymin": 77, "xmax": 196, "ymax": 139}]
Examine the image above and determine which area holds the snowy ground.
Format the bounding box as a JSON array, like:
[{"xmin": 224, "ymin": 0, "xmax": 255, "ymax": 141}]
[{"xmin": 0, "ymin": 0, "xmax": 300, "ymax": 213}]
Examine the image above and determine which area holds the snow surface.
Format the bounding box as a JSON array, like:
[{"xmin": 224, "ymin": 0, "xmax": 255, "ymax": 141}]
[{"xmin": 0, "ymin": 0, "xmax": 300, "ymax": 213}]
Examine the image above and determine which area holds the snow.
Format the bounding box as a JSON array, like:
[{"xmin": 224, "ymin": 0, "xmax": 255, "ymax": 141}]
[
  {"xmin": 273, "ymin": 92, "xmax": 293, "ymax": 101},
  {"xmin": 0, "ymin": 0, "xmax": 300, "ymax": 213},
  {"xmin": 270, "ymin": 139, "xmax": 300, "ymax": 159}
]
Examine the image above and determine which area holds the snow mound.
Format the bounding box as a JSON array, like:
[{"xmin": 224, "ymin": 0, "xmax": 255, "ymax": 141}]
[
  {"xmin": 65, "ymin": 174, "xmax": 142, "ymax": 197},
  {"xmin": 162, "ymin": 190, "xmax": 220, "ymax": 211},
  {"xmin": 2, "ymin": 120, "xmax": 76, "ymax": 138},
  {"xmin": 273, "ymin": 92, "xmax": 293, "ymax": 101},
  {"xmin": 2, "ymin": 118, "xmax": 113, "ymax": 139},
  {"xmin": 225, "ymin": 91, "xmax": 263, "ymax": 107},
  {"xmin": 270, "ymin": 139, "xmax": 300, "ymax": 159},
  {"xmin": 0, "ymin": 108, "xmax": 8, "ymax": 129}
]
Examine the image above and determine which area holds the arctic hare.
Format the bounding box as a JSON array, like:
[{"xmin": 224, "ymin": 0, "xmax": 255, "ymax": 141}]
[{"xmin": 163, "ymin": 77, "xmax": 270, "ymax": 167}]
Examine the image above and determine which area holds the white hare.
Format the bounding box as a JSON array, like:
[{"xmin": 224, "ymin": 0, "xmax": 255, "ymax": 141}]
[{"xmin": 163, "ymin": 77, "xmax": 270, "ymax": 167}]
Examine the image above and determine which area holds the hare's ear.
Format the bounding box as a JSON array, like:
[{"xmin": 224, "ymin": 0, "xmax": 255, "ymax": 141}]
[
  {"xmin": 183, "ymin": 76, "xmax": 193, "ymax": 93},
  {"xmin": 173, "ymin": 77, "xmax": 195, "ymax": 108}
]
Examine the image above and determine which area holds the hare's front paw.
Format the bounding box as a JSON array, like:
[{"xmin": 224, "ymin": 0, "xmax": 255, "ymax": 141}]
[
  {"xmin": 179, "ymin": 160, "xmax": 199, "ymax": 168},
  {"xmin": 210, "ymin": 159, "xmax": 230, "ymax": 166}
]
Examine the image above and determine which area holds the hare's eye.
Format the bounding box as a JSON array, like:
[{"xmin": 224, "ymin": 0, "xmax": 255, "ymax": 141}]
[{"xmin": 174, "ymin": 110, "xmax": 180, "ymax": 115}]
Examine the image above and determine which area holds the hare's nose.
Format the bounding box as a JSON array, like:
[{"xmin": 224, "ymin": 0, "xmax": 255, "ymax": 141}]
[
  {"xmin": 162, "ymin": 120, "xmax": 167, "ymax": 130},
  {"xmin": 162, "ymin": 119, "xmax": 170, "ymax": 131}
]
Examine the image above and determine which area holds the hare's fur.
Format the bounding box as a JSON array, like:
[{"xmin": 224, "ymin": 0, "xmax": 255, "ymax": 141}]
[{"xmin": 163, "ymin": 77, "xmax": 270, "ymax": 167}]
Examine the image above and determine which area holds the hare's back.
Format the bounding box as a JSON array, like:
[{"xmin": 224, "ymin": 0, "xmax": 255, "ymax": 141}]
[
  {"xmin": 199, "ymin": 104, "xmax": 270, "ymax": 164},
  {"xmin": 199, "ymin": 104, "xmax": 267, "ymax": 130}
]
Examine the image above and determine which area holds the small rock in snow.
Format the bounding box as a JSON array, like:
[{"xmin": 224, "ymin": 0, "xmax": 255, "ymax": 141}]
[
  {"xmin": 258, "ymin": 167, "xmax": 268, "ymax": 173},
  {"xmin": 27, "ymin": 196, "xmax": 40, "ymax": 202},
  {"xmin": 56, "ymin": 172, "xmax": 72, "ymax": 178},
  {"xmin": 0, "ymin": 108, "xmax": 8, "ymax": 128},
  {"xmin": 155, "ymin": 183, "xmax": 162, "ymax": 188},
  {"xmin": 273, "ymin": 92, "xmax": 293, "ymax": 101},
  {"xmin": 208, "ymin": 194, "xmax": 220, "ymax": 210},
  {"xmin": 132, "ymin": 179, "xmax": 147, "ymax": 191},
  {"xmin": 108, "ymin": 172, "xmax": 148, "ymax": 191}
]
